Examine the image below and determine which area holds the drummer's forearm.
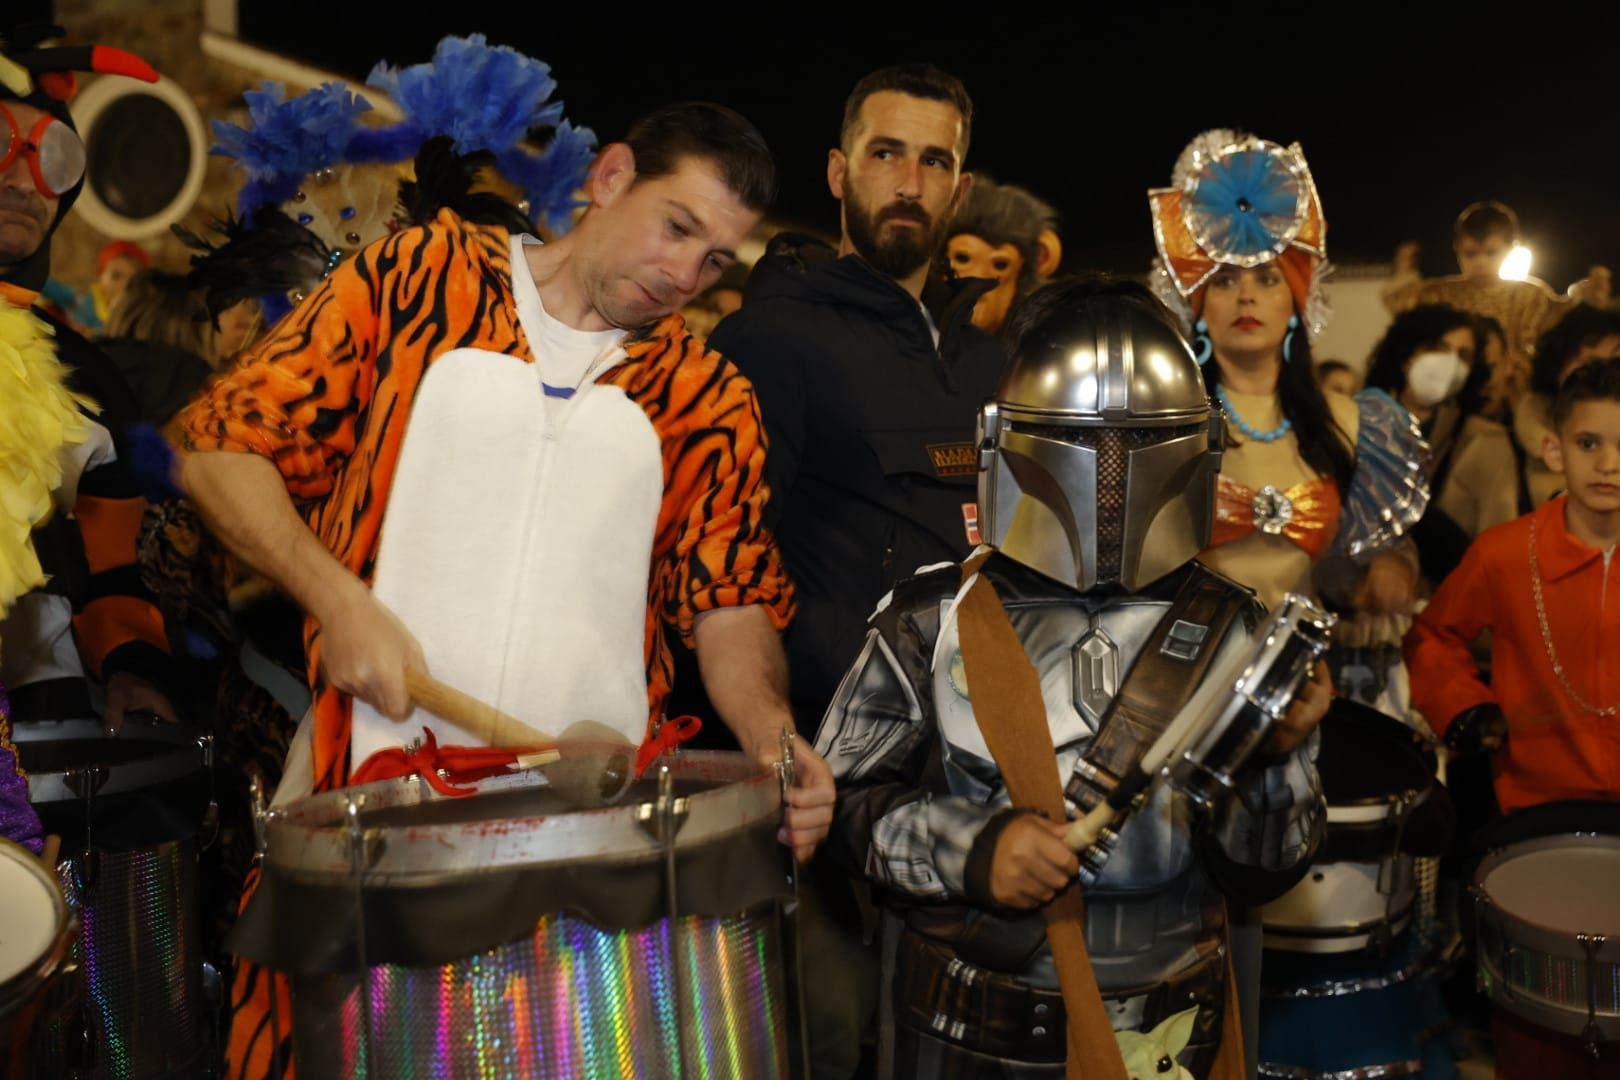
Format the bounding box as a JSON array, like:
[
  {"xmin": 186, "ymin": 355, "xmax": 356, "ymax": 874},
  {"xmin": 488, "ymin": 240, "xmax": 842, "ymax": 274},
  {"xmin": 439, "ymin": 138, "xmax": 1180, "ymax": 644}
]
[
  {"xmin": 692, "ymin": 605, "xmax": 796, "ymax": 759},
  {"xmin": 179, "ymin": 451, "xmax": 365, "ymax": 624}
]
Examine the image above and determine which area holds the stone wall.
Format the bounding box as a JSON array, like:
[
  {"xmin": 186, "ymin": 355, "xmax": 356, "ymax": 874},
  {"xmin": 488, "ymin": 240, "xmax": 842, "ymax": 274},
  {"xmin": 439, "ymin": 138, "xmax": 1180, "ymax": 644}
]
[{"xmin": 49, "ymin": 0, "xmax": 259, "ymax": 288}]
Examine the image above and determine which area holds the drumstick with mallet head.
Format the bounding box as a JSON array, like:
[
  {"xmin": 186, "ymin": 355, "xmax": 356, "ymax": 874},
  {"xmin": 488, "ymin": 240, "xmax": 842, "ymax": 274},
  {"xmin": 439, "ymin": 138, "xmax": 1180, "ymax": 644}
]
[
  {"xmin": 404, "ymin": 667, "xmax": 634, "ymax": 807},
  {"xmin": 1063, "ymin": 637, "xmax": 1257, "ymax": 853}
]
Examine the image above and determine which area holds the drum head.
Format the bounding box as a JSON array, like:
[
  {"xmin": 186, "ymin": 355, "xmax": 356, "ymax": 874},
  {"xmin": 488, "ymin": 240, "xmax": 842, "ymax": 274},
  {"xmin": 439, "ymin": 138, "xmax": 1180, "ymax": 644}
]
[
  {"xmin": 13, "ymin": 720, "xmax": 211, "ymax": 851},
  {"xmin": 1482, "ymin": 836, "xmax": 1620, "ymax": 935},
  {"xmin": 1316, "ymin": 700, "xmax": 1434, "ymax": 804},
  {"xmin": 0, "ymin": 840, "xmax": 65, "ymax": 989}
]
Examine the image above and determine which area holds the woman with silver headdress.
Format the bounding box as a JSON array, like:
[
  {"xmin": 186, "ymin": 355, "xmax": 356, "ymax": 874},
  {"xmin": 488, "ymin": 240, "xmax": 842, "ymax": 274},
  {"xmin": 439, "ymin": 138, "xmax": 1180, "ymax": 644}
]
[
  {"xmin": 1148, "ymin": 131, "xmax": 1456, "ymax": 1080},
  {"xmin": 1148, "ymin": 130, "xmax": 1429, "ymax": 626}
]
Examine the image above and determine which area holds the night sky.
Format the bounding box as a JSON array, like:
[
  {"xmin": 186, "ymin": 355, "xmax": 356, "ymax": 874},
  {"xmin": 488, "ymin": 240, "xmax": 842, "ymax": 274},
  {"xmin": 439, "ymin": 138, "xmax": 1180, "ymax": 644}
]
[{"xmin": 243, "ymin": 8, "xmax": 1620, "ymax": 288}]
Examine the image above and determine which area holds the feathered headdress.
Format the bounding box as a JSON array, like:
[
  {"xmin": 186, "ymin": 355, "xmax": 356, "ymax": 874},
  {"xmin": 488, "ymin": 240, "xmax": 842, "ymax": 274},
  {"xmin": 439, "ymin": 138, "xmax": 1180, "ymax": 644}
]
[
  {"xmin": 357, "ymin": 34, "xmax": 596, "ymax": 233},
  {"xmin": 176, "ymin": 208, "xmax": 340, "ymax": 329},
  {"xmin": 210, "ymin": 81, "xmax": 379, "ymax": 216}
]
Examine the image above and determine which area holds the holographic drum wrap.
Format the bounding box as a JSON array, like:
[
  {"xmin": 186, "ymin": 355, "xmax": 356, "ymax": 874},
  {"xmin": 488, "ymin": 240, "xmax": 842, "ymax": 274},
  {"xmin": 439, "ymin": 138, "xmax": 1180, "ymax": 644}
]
[
  {"xmin": 247, "ymin": 751, "xmax": 794, "ymax": 1080},
  {"xmin": 1475, "ymin": 833, "xmax": 1620, "ymax": 1041},
  {"xmin": 14, "ymin": 720, "xmax": 212, "ymax": 1079},
  {"xmin": 292, "ymin": 908, "xmax": 786, "ymax": 1079},
  {"xmin": 56, "ymin": 839, "xmax": 205, "ymax": 1078}
]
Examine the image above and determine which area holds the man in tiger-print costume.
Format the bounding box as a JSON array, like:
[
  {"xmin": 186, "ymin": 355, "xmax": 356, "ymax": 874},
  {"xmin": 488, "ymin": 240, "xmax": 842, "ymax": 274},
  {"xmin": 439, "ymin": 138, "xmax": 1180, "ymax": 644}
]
[{"xmin": 176, "ymin": 101, "xmax": 836, "ymax": 1078}]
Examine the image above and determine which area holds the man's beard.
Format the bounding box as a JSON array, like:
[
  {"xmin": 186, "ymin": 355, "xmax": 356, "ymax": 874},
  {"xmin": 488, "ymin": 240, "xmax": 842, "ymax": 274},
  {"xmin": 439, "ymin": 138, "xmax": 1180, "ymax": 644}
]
[{"xmin": 844, "ymin": 192, "xmax": 949, "ymax": 281}]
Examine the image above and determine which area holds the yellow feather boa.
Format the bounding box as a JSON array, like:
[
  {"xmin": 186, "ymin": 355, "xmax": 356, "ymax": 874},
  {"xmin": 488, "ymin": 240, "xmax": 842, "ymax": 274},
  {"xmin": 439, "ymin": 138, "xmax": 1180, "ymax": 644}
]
[{"xmin": 0, "ymin": 305, "xmax": 93, "ymax": 613}]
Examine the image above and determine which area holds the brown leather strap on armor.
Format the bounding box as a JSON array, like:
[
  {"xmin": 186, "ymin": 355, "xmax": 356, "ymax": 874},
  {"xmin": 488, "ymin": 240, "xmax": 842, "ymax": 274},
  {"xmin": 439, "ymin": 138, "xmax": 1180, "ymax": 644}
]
[
  {"xmin": 956, "ymin": 554, "xmax": 1125, "ymax": 1079},
  {"xmin": 1070, "ymin": 570, "xmax": 1251, "ymax": 813}
]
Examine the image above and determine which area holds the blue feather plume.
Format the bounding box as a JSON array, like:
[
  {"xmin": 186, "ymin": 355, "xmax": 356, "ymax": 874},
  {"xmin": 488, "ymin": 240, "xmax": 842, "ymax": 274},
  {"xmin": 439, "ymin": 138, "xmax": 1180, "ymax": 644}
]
[
  {"xmin": 212, "ymin": 82, "xmax": 374, "ymax": 214},
  {"xmin": 365, "ymin": 35, "xmax": 596, "ymax": 232}
]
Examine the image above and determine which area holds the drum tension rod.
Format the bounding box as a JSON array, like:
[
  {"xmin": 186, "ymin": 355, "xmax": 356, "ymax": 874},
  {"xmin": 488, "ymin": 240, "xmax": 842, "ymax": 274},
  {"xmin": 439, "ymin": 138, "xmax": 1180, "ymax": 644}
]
[
  {"xmin": 1373, "ymin": 789, "xmax": 1419, "ymax": 956},
  {"xmin": 1577, "ymin": 932, "xmax": 1606, "ymax": 1059},
  {"xmin": 344, "ymin": 793, "xmax": 377, "ymax": 1074}
]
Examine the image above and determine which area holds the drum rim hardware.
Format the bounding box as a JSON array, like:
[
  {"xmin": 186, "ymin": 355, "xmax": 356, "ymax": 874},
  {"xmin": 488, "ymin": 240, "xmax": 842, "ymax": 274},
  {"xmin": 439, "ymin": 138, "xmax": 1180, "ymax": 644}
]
[
  {"xmin": 1370, "ymin": 790, "xmax": 1421, "ymax": 955},
  {"xmin": 263, "ymin": 750, "xmax": 780, "ymax": 881},
  {"xmin": 1473, "ymin": 832, "xmax": 1620, "ymax": 1046},
  {"xmin": 1257, "ymin": 1058, "xmax": 1424, "ymax": 1079},
  {"xmin": 1578, "ymin": 932, "xmax": 1609, "ymax": 1058},
  {"xmin": 1262, "ymin": 932, "xmax": 1462, "ymax": 1000}
]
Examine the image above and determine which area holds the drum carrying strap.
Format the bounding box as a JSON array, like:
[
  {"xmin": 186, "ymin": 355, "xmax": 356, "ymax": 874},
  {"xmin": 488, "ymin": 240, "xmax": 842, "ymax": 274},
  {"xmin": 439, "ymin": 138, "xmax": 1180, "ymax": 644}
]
[{"xmin": 955, "ymin": 554, "xmax": 1247, "ymax": 1079}]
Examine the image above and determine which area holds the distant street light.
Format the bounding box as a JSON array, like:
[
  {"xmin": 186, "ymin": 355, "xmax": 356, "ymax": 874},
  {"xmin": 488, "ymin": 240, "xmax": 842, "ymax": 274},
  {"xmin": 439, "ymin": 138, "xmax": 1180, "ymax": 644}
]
[{"xmin": 1500, "ymin": 244, "xmax": 1533, "ymax": 282}]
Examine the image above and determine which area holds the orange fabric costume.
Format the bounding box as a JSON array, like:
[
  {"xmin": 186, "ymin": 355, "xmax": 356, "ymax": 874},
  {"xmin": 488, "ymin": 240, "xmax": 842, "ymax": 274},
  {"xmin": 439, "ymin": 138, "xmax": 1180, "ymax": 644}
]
[{"xmin": 1406, "ymin": 496, "xmax": 1620, "ymax": 813}]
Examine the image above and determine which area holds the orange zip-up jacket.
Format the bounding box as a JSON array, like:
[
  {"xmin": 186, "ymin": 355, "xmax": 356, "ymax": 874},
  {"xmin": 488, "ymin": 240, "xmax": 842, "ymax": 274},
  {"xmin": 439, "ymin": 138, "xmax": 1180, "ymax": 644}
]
[{"xmin": 1406, "ymin": 496, "xmax": 1620, "ymax": 812}]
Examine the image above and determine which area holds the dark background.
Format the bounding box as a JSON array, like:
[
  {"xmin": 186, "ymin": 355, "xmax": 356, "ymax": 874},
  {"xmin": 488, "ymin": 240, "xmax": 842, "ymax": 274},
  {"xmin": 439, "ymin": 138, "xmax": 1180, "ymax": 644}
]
[{"xmin": 241, "ymin": 8, "xmax": 1620, "ymax": 287}]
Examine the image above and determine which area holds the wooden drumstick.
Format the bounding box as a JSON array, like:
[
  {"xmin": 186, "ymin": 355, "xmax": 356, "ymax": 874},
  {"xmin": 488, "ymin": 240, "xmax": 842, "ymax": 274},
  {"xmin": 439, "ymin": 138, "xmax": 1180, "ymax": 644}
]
[
  {"xmin": 40, "ymin": 834, "xmax": 61, "ymax": 871},
  {"xmin": 404, "ymin": 666, "xmax": 557, "ymax": 763},
  {"xmin": 404, "ymin": 667, "xmax": 640, "ymax": 804},
  {"xmin": 1063, "ymin": 802, "xmax": 1118, "ymax": 853}
]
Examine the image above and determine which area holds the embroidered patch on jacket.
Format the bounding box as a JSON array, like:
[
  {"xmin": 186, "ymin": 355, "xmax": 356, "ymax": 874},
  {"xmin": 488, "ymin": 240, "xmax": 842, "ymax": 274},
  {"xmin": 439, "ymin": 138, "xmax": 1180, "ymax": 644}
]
[
  {"xmin": 928, "ymin": 442, "xmax": 978, "ymax": 478},
  {"xmin": 961, "ymin": 502, "xmax": 982, "ymax": 546}
]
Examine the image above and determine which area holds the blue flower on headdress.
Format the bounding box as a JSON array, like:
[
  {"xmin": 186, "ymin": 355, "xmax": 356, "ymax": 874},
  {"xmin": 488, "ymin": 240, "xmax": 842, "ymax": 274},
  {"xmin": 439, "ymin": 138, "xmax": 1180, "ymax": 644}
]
[
  {"xmin": 354, "ymin": 34, "xmax": 597, "ymax": 233},
  {"xmin": 1186, "ymin": 148, "xmax": 1299, "ymax": 260}
]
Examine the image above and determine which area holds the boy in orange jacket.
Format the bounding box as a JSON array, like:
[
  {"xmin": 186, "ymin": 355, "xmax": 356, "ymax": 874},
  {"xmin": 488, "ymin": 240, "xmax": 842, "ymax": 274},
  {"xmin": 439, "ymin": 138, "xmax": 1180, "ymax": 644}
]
[{"xmin": 1406, "ymin": 357, "xmax": 1620, "ymax": 1078}]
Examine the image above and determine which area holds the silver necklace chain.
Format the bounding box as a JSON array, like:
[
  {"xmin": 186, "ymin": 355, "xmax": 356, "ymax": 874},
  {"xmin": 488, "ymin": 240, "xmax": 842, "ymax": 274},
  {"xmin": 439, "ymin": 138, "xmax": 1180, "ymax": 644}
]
[{"xmin": 1529, "ymin": 513, "xmax": 1620, "ymax": 716}]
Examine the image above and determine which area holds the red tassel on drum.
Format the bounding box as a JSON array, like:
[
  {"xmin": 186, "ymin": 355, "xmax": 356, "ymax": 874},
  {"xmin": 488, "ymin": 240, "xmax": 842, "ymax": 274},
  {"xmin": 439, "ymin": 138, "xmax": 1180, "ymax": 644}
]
[
  {"xmin": 350, "ymin": 727, "xmax": 520, "ymax": 797},
  {"xmin": 633, "ymin": 714, "xmax": 703, "ymax": 777}
]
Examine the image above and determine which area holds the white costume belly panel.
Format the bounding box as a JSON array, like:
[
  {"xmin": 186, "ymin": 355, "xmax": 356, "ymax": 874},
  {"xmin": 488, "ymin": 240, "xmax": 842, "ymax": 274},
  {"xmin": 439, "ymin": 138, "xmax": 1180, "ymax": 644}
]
[{"xmin": 350, "ymin": 348, "xmax": 662, "ymax": 768}]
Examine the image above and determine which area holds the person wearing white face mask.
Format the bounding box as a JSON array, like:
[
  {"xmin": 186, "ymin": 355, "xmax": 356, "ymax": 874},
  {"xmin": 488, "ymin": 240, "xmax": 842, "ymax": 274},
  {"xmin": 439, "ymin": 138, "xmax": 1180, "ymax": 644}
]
[
  {"xmin": 1317, "ymin": 306, "xmax": 1515, "ymax": 721},
  {"xmin": 1365, "ymin": 305, "xmax": 1520, "ymax": 585}
]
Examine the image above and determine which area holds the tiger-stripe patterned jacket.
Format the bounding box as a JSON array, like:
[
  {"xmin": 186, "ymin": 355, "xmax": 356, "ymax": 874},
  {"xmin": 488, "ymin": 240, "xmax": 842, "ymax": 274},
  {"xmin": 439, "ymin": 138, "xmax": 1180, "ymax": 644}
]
[{"xmin": 177, "ymin": 209, "xmax": 794, "ymax": 793}]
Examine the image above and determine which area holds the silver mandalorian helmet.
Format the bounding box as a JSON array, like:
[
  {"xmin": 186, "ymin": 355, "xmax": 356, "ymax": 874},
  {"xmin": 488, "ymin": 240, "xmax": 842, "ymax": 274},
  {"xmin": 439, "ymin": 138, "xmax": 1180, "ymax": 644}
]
[{"xmin": 976, "ymin": 278, "xmax": 1223, "ymax": 591}]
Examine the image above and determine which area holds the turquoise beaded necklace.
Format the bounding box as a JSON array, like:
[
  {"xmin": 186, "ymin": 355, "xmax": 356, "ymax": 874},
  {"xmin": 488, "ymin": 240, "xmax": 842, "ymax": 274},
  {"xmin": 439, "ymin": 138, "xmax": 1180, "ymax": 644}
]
[{"xmin": 1215, "ymin": 384, "xmax": 1292, "ymax": 443}]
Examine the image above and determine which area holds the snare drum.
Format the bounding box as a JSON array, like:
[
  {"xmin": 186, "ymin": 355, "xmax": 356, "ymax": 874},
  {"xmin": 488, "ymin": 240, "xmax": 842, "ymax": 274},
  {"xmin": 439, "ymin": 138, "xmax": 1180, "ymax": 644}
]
[
  {"xmin": 232, "ymin": 750, "xmax": 797, "ymax": 1080},
  {"xmin": 1171, "ymin": 593, "xmax": 1337, "ymax": 814},
  {"xmin": 1262, "ymin": 702, "xmax": 1447, "ymax": 953},
  {"xmin": 14, "ymin": 718, "xmax": 213, "ymax": 1078},
  {"xmin": 1259, "ymin": 927, "xmax": 1460, "ymax": 1080},
  {"xmin": 0, "ymin": 837, "xmax": 79, "ymax": 1078},
  {"xmin": 1474, "ymin": 825, "xmax": 1620, "ymax": 1050}
]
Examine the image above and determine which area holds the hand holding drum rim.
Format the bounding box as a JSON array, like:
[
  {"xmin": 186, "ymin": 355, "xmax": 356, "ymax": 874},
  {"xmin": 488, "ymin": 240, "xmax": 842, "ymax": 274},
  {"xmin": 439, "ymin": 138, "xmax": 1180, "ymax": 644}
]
[
  {"xmin": 1267, "ymin": 659, "xmax": 1333, "ymax": 755},
  {"xmin": 103, "ymin": 670, "xmax": 180, "ymax": 735},
  {"xmin": 754, "ymin": 732, "xmax": 836, "ymax": 864}
]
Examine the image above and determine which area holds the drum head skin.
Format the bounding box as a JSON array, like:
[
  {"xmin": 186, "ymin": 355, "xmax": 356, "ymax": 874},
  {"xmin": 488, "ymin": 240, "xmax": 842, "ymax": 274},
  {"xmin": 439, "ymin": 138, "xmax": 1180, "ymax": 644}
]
[
  {"xmin": 1483, "ymin": 842, "xmax": 1620, "ymax": 935},
  {"xmin": 0, "ymin": 841, "xmax": 63, "ymax": 988}
]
